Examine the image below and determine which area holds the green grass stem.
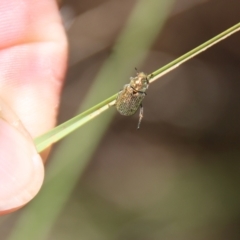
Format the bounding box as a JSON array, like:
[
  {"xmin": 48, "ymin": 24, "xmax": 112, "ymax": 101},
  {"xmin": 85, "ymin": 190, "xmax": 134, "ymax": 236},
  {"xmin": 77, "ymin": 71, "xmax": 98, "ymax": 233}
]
[{"xmin": 35, "ymin": 22, "xmax": 240, "ymax": 153}]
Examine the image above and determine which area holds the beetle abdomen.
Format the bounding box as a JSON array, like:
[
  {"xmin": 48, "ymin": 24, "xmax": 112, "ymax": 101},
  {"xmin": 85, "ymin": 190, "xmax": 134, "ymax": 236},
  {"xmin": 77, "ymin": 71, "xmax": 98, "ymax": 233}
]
[{"xmin": 116, "ymin": 85, "xmax": 145, "ymax": 116}]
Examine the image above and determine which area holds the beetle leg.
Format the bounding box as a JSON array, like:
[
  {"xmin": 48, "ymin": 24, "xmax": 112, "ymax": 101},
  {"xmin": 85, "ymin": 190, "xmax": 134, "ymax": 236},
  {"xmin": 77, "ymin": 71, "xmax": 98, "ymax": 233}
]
[{"xmin": 137, "ymin": 103, "xmax": 143, "ymax": 129}]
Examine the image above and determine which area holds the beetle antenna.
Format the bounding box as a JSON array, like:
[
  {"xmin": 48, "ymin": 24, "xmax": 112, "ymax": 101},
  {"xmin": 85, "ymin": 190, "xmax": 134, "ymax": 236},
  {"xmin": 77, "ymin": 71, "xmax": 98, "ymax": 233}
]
[{"xmin": 147, "ymin": 73, "xmax": 153, "ymax": 81}]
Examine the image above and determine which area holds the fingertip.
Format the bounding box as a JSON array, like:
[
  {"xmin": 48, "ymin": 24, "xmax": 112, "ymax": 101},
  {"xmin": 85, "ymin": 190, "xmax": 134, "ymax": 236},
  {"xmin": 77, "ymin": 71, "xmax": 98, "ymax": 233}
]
[{"xmin": 0, "ymin": 119, "xmax": 44, "ymax": 213}]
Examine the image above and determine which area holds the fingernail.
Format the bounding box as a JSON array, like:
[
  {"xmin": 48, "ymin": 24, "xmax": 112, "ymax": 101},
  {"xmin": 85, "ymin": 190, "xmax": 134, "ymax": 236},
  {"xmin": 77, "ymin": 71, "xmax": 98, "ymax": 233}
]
[{"xmin": 0, "ymin": 100, "xmax": 44, "ymax": 211}]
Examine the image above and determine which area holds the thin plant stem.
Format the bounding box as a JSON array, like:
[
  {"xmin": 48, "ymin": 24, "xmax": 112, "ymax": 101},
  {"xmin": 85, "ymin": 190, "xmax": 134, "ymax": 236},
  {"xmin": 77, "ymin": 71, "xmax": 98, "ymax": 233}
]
[{"xmin": 35, "ymin": 22, "xmax": 240, "ymax": 153}]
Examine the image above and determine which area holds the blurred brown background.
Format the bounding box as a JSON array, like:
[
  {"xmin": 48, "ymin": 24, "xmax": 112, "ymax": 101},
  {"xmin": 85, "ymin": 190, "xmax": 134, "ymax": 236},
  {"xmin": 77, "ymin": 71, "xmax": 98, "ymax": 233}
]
[{"xmin": 2, "ymin": 0, "xmax": 240, "ymax": 239}]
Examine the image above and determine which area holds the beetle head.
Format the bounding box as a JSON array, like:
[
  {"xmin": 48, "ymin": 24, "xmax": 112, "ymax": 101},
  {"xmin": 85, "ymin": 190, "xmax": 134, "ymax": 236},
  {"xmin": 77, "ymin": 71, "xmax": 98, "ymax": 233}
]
[{"xmin": 130, "ymin": 72, "xmax": 149, "ymax": 92}]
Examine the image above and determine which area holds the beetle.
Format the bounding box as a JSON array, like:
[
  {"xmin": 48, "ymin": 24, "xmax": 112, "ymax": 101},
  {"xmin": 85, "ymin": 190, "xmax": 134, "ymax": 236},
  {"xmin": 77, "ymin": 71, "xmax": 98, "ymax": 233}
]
[{"xmin": 115, "ymin": 70, "xmax": 150, "ymax": 129}]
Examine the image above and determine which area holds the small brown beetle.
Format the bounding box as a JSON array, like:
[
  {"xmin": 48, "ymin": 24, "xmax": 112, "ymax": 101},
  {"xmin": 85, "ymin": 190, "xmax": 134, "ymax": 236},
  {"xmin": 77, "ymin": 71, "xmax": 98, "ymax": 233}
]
[{"xmin": 116, "ymin": 70, "xmax": 149, "ymax": 129}]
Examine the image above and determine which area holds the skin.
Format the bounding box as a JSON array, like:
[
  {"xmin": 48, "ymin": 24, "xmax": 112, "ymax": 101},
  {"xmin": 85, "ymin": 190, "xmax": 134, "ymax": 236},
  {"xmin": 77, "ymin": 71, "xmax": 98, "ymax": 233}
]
[{"xmin": 0, "ymin": 0, "xmax": 67, "ymax": 214}]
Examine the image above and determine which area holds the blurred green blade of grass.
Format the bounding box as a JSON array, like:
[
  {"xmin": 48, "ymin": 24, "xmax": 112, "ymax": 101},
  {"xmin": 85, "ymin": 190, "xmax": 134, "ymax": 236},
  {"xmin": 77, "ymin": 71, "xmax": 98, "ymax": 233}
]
[
  {"xmin": 8, "ymin": 0, "xmax": 174, "ymax": 240},
  {"xmin": 34, "ymin": 22, "xmax": 240, "ymax": 153}
]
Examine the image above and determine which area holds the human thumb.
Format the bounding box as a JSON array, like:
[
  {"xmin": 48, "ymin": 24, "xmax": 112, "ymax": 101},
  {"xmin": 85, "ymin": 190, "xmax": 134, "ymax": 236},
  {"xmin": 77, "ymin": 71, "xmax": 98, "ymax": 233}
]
[{"xmin": 0, "ymin": 99, "xmax": 44, "ymax": 214}]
